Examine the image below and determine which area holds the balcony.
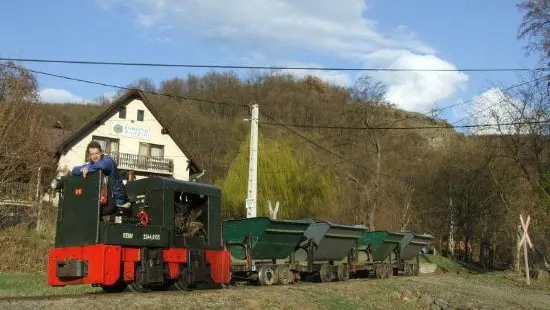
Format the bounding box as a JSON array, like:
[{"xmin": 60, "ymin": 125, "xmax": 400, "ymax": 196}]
[
  {"xmin": 115, "ymin": 152, "xmax": 173, "ymax": 174},
  {"xmin": 88, "ymin": 152, "xmax": 174, "ymax": 174}
]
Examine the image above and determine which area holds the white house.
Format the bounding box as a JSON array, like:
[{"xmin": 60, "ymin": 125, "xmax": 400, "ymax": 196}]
[{"xmin": 54, "ymin": 89, "xmax": 202, "ymax": 183}]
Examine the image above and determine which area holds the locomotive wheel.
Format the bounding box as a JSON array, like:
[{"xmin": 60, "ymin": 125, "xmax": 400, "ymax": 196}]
[
  {"xmin": 275, "ymin": 266, "xmax": 293, "ymax": 285},
  {"xmin": 257, "ymin": 266, "xmax": 275, "ymax": 286},
  {"xmin": 128, "ymin": 265, "xmax": 150, "ymax": 292},
  {"xmin": 150, "ymin": 282, "xmax": 174, "ymax": 291},
  {"xmin": 336, "ymin": 265, "xmax": 350, "ymax": 281},
  {"xmin": 318, "ymin": 264, "xmax": 333, "ymax": 283},
  {"xmin": 174, "ymin": 270, "xmax": 191, "ymax": 291},
  {"xmin": 100, "ymin": 278, "xmax": 127, "ymax": 293}
]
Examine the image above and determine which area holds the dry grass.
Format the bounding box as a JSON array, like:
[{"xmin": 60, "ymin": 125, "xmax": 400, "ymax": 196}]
[
  {"xmin": 0, "ymin": 205, "xmax": 56, "ymax": 273},
  {"xmin": 1, "ymin": 273, "xmax": 550, "ymax": 310}
]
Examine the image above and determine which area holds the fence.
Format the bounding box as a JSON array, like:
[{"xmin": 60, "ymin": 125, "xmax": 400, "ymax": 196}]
[
  {"xmin": 0, "ymin": 167, "xmax": 45, "ymax": 231},
  {"xmin": 0, "ymin": 182, "xmax": 35, "ymax": 205}
]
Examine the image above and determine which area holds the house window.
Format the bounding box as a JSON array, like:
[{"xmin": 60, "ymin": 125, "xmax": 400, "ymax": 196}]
[
  {"xmin": 139, "ymin": 142, "xmax": 164, "ymax": 158},
  {"xmin": 90, "ymin": 136, "xmax": 120, "ymax": 156},
  {"xmin": 137, "ymin": 110, "xmax": 144, "ymax": 121},
  {"xmin": 119, "ymin": 107, "xmax": 126, "ymax": 119}
]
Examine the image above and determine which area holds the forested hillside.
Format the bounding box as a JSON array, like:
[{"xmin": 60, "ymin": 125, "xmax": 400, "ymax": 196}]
[{"xmin": 27, "ymin": 68, "xmax": 550, "ymax": 269}]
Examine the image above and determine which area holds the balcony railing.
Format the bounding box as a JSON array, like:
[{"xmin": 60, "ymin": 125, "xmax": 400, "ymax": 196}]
[{"xmin": 85, "ymin": 152, "xmax": 174, "ymax": 174}]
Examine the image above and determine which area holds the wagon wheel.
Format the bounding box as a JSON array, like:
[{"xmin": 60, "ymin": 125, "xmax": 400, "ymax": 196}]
[
  {"xmin": 413, "ymin": 263, "xmax": 419, "ymax": 276},
  {"xmin": 393, "ymin": 267, "xmax": 399, "ymax": 276},
  {"xmin": 317, "ymin": 264, "xmax": 333, "ymax": 283},
  {"xmin": 292, "ymin": 271, "xmax": 301, "ymax": 284},
  {"xmin": 257, "ymin": 266, "xmax": 275, "ymax": 286},
  {"xmin": 336, "ymin": 265, "xmax": 350, "ymax": 281},
  {"xmin": 405, "ymin": 264, "xmax": 413, "ymax": 276},
  {"xmin": 128, "ymin": 265, "xmax": 150, "ymax": 292},
  {"xmin": 275, "ymin": 266, "xmax": 293, "ymax": 285},
  {"xmin": 385, "ymin": 265, "xmax": 392, "ymax": 278},
  {"xmin": 375, "ymin": 265, "xmax": 383, "ymax": 279}
]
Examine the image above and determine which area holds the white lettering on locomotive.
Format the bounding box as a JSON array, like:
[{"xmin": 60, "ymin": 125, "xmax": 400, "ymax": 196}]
[
  {"xmin": 143, "ymin": 233, "xmax": 161, "ymax": 240},
  {"xmin": 123, "ymin": 232, "xmax": 134, "ymax": 239}
]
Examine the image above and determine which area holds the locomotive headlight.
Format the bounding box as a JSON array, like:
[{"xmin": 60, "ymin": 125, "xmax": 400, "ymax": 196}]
[{"xmin": 51, "ymin": 178, "xmax": 61, "ymax": 190}]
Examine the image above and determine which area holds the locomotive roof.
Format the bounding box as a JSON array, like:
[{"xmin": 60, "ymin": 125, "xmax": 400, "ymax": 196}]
[{"xmin": 130, "ymin": 176, "xmax": 221, "ymax": 197}]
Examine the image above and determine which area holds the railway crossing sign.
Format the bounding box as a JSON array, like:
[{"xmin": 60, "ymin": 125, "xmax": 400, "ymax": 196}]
[
  {"xmin": 519, "ymin": 214, "xmax": 532, "ymax": 285},
  {"xmin": 520, "ymin": 214, "xmax": 532, "ymax": 249}
]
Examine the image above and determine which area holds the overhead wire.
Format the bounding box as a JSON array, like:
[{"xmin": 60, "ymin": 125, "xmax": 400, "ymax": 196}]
[
  {"xmin": 1, "ymin": 57, "xmax": 548, "ymax": 72},
  {"xmin": 258, "ymin": 110, "xmax": 372, "ymax": 171},
  {"xmin": 0, "ymin": 63, "xmax": 249, "ymax": 109},
  {"xmin": 260, "ymin": 119, "xmax": 550, "ymax": 130}
]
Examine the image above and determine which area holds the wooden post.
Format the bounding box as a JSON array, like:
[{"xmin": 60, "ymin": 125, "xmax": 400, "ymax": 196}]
[
  {"xmin": 35, "ymin": 167, "xmax": 43, "ymax": 232},
  {"xmin": 515, "ymin": 225, "xmax": 522, "ymax": 272},
  {"xmin": 519, "ymin": 214, "xmax": 533, "ymax": 285}
]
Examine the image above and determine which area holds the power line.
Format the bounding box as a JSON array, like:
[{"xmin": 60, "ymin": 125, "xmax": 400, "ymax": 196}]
[
  {"xmin": 5, "ymin": 62, "xmax": 547, "ymax": 133},
  {"xmin": 0, "ymin": 63, "xmax": 249, "ymax": 109},
  {"xmin": 260, "ymin": 120, "xmax": 550, "ymax": 130},
  {"xmin": 1, "ymin": 57, "xmax": 548, "ymax": 72},
  {"xmin": 259, "ymin": 111, "xmax": 372, "ymax": 172}
]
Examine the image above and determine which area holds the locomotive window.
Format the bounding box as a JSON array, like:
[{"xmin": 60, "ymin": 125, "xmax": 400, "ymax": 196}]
[{"xmin": 174, "ymin": 192, "xmax": 208, "ymax": 239}]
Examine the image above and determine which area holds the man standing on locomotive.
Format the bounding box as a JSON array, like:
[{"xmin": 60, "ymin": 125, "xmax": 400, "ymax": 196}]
[{"xmin": 72, "ymin": 141, "xmax": 131, "ymax": 209}]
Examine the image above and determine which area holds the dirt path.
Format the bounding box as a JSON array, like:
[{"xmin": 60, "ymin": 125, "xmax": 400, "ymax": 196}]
[{"xmin": 1, "ymin": 273, "xmax": 549, "ymax": 310}]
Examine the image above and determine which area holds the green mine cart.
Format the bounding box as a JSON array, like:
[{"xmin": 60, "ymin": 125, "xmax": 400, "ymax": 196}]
[
  {"xmin": 353, "ymin": 230, "xmax": 405, "ymax": 279},
  {"xmin": 394, "ymin": 232, "xmax": 434, "ymax": 276},
  {"xmin": 222, "ymin": 217, "xmax": 313, "ymax": 285},
  {"xmin": 294, "ymin": 221, "xmax": 366, "ymax": 283}
]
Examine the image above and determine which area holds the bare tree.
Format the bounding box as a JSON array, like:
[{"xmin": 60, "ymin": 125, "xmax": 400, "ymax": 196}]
[
  {"xmin": 0, "ymin": 62, "xmax": 51, "ymax": 186},
  {"xmin": 517, "ymin": 0, "xmax": 550, "ymax": 63}
]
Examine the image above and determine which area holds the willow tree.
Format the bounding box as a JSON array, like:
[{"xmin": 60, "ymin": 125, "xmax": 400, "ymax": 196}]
[{"xmin": 219, "ymin": 136, "xmax": 335, "ymax": 220}]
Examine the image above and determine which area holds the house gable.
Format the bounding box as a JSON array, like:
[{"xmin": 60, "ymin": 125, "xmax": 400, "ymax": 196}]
[{"xmin": 55, "ymin": 89, "xmax": 201, "ymax": 180}]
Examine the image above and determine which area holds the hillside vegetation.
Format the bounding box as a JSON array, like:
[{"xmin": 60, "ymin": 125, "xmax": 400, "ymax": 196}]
[{"xmin": 6, "ymin": 64, "xmax": 550, "ymax": 270}]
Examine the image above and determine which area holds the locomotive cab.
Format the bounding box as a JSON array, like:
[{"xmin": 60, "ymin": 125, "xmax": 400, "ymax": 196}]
[{"xmin": 48, "ymin": 171, "xmax": 231, "ymax": 292}]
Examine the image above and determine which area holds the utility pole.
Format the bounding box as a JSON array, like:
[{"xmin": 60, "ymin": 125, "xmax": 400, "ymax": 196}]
[{"xmin": 245, "ymin": 104, "xmax": 259, "ymax": 218}]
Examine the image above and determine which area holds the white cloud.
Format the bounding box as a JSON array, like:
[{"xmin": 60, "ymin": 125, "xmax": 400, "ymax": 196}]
[
  {"xmin": 364, "ymin": 49, "xmax": 469, "ymax": 112},
  {"xmin": 39, "ymin": 88, "xmax": 90, "ymax": 104},
  {"xmin": 466, "ymin": 87, "xmax": 525, "ymax": 135},
  {"xmin": 99, "ymin": 0, "xmax": 468, "ymax": 112}
]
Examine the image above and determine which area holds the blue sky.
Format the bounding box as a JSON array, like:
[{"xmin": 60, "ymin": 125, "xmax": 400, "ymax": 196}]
[{"xmin": 0, "ymin": 0, "xmax": 541, "ymax": 126}]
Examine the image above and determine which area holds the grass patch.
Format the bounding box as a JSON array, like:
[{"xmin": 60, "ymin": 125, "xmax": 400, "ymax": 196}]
[
  {"xmin": 317, "ymin": 296, "xmax": 363, "ymax": 310},
  {"xmin": 0, "ymin": 272, "xmax": 100, "ymax": 297},
  {"xmin": 419, "ymin": 254, "xmax": 467, "ymax": 273},
  {"xmin": 0, "ymin": 224, "xmax": 55, "ymax": 273}
]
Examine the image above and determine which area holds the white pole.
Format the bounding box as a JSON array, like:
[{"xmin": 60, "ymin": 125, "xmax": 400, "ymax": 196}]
[{"xmin": 246, "ymin": 104, "xmax": 259, "ymax": 218}]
